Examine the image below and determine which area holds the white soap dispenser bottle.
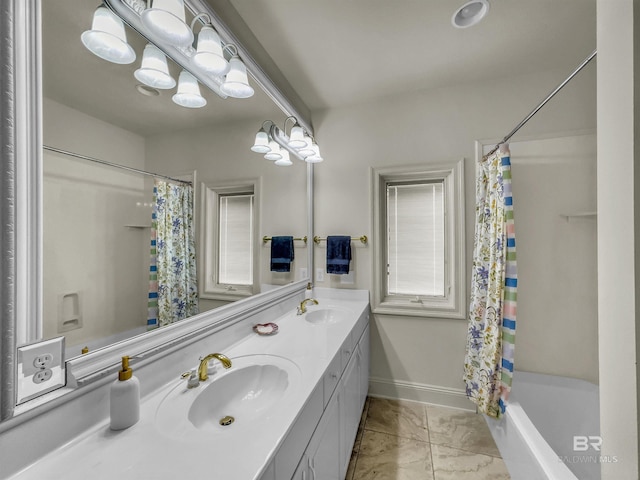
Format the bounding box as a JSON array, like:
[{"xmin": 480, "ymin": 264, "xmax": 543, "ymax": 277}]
[
  {"xmin": 305, "ymin": 282, "xmax": 313, "ymax": 299},
  {"xmin": 110, "ymin": 355, "xmax": 140, "ymax": 430}
]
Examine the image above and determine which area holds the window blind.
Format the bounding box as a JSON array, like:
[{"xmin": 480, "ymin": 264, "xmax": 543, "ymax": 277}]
[
  {"xmin": 387, "ymin": 182, "xmax": 445, "ymax": 296},
  {"xmin": 218, "ymin": 193, "xmax": 253, "ymax": 285}
]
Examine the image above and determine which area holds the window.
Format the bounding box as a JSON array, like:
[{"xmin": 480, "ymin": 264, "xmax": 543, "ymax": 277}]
[
  {"xmin": 218, "ymin": 193, "xmax": 254, "ymax": 285},
  {"xmin": 201, "ymin": 180, "xmax": 259, "ymax": 299},
  {"xmin": 372, "ymin": 160, "xmax": 465, "ymax": 318}
]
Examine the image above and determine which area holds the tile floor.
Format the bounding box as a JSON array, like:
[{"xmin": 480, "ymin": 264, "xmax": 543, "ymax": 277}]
[{"xmin": 346, "ymin": 397, "xmax": 511, "ymax": 480}]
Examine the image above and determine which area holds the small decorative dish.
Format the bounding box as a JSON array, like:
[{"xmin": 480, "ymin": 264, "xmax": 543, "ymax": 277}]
[{"xmin": 253, "ymin": 322, "xmax": 279, "ymax": 335}]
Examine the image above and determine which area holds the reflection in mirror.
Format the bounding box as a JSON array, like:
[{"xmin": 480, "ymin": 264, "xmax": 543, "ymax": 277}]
[{"xmin": 37, "ymin": 0, "xmax": 309, "ymax": 360}]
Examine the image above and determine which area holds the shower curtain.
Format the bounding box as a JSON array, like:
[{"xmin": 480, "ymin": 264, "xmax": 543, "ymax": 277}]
[
  {"xmin": 463, "ymin": 146, "xmax": 517, "ymax": 418},
  {"xmin": 147, "ymin": 180, "xmax": 198, "ymax": 328}
]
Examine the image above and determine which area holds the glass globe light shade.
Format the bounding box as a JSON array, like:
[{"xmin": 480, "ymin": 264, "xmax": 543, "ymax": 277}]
[
  {"xmin": 264, "ymin": 141, "xmax": 282, "ymax": 161},
  {"xmin": 287, "ymin": 124, "xmax": 306, "ymax": 149},
  {"xmin": 297, "ymin": 134, "xmax": 315, "ymax": 158},
  {"xmin": 193, "ymin": 25, "xmax": 229, "ymax": 75},
  {"xmin": 81, "ymin": 6, "xmax": 136, "ymax": 64},
  {"xmin": 251, "ymin": 129, "xmax": 271, "ymax": 153},
  {"xmin": 275, "ymin": 150, "xmax": 292, "ymax": 166},
  {"xmin": 172, "ymin": 71, "xmax": 207, "ymax": 108},
  {"xmin": 221, "ymin": 56, "xmax": 254, "ymax": 98},
  {"xmin": 141, "ymin": 0, "xmax": 193, "ymax": 47},
  {"xmin": 134, "ymin": 44, "xmax": 176, "ymax": 89},
  {"xmin": 305, "ymin": 143, "xmax": 324, "ymax": 163}
]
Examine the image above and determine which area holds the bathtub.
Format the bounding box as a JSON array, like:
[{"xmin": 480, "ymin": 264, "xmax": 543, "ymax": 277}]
[{"xmin": 484, "ymin": 371, "xmax": 600, "ymax": 480}]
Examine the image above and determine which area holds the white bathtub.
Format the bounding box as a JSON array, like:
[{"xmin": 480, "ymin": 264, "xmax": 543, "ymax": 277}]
[{"xmin": 484, "ymin": 371, "xmax": 600, "ymax": 480}]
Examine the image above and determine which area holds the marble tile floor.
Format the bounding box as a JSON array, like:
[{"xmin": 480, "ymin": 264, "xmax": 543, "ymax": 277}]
[{"xmin": 346, "ymin": 397, "xmax": 510, "ymax": 480}]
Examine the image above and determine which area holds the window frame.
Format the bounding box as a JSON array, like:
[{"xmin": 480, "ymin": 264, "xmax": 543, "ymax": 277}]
[
  {"xmin": 371, "ymin": 160, "xmax": 466, "ymax": 319},
  {"xmin": 199, "ymin": 178, "xmax": 261, "ymax": 301}
]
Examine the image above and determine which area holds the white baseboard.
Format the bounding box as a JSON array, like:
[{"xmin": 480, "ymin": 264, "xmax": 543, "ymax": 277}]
[{"xmin": 368, "ymin": 376, "xmax": 474, "ymax": 411}]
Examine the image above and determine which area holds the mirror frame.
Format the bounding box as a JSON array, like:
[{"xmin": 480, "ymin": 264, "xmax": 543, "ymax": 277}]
[{"xmin": 0, "ymin": 0, "xmax": 314, "ymax": 422}]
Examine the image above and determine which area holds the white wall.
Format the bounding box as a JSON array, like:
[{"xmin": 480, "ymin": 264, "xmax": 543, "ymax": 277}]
[
  {"xmin": 312, "ymin": 66, "xmax": 596, "ymax": 407},
  {"xmin": 42, "ymin": 98, "xmax": 150, "ymax": 352},
  {"xmin": 597, "ymin": 0, "xmax": 639, "ymax": 477},
  {"xmin": 507, "ymin": 134, "xmax": 597, "ymax": 384},
  {"xmin": 144, "ymin": 117, "xmax": 310, "ymax": 293}
]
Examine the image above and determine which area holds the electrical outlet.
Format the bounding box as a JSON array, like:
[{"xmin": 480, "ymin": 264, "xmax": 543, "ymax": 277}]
[
  {"xmin": 33, "ymin": 369, "xmax": 53, "ymax": 384},
  {"xmin": 19, "ymin": 339, "xmax": 62, "ymax": 377},
  {"xmin": 17, "ymin": 336, "xmax": 65, "ymax": 404},
  {"xmin": 315, "ymin": 268, "xmax": 325, "ymax": 282},
  {"xmin": 299, "ymin": 267, "xmax": 308, "ymax": 280},
  {"xmin": 33, "ymin": 353, "xmax": 54, "ymax": 369}
]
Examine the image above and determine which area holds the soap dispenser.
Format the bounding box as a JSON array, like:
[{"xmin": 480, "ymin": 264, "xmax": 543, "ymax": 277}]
[
  {"xmin": 110, "ymin": 356, "xmax": 140, "ymax": 430},
  {"xmin": 305, "ymin": 282, "xmax": 313, "ymax": 299}
]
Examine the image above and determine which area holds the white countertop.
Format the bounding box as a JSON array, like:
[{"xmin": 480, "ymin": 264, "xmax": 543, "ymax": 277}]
[{"xmin": 10, "ymin": 293, "xmax": 369, "ymax": 480}]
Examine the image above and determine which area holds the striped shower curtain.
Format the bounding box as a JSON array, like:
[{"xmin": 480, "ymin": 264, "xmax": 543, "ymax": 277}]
[
  {"xmin": 463, "ymin": 146, "xmax": 517, "ymax": 418},
  {"xmin": 147, "ymin": 180, "xmax": 198, "ymax": 328}
]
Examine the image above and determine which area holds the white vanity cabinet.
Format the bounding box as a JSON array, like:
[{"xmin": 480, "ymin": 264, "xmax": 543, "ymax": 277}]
[{"xmin": 285, "ymin": 320, "xmax": 370, "ymax": 480}]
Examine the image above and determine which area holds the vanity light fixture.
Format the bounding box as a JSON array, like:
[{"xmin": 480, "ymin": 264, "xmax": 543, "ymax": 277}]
[
  {"xmin": 81, "ymin": 5, "xmax": 136, "ymax": 64},
  {"xmin": 250, "ymin": 117, "xmax": 324, "ymax": 164},
  {"xmin": 172, "ymin": 70, "xmax": 206, "ymax": 108},
  {"xmin": 134, "ymin": 43, "xmax": 176, "ymax": 89},
  {"xmin": 99, "ymin": 0, "xmax": 255, "ymax": 102},
  {"xmin": 140, "ymin": 0, "xmax": 193, "ymax": 47}
]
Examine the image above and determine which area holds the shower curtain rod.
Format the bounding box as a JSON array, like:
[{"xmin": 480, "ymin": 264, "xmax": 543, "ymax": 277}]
[
  {"xmin": 43, "ymin": 145, "xmax": 193, "ymax": 185},
  {"xmin": 483, "ymin": 49, "xmax": 597, "ymax": 160}
]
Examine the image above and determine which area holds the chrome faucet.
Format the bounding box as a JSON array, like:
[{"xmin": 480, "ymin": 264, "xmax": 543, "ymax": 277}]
[
  {"xmin": 198, "ymin": 353, "xmax": 232, "ymax": 381},
  {"xmin": 297, "ymin": 298, "xmax": 319, "ymax": 315}
]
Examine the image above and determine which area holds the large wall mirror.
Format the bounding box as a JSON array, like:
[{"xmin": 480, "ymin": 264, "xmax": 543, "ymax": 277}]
[{"xmin": 1, "ymin": 0, "xmax": 312, "ymax": 419}]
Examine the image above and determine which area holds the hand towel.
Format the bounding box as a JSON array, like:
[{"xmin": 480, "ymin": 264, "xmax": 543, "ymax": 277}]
[
  {"xmin": 270, "ymin": 236, "xmax": 295, "ymax": 272},
  {"xmin": 326, "ymin": 236, "xmax": 352, "ymax": 275}
]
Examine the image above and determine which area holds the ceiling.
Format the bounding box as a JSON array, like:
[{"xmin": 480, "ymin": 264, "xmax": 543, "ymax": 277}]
[
  {"xmin": 227, "ymin": 0, "xmax": 596, "ymax": 111},
  {"xmin": 42, "ymin": 0, "xmax": 596, "ymax": 137}
]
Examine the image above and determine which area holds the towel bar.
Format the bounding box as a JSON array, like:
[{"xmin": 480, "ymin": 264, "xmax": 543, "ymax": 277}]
[
  {"xmin": 263, "ymin": 236, "xmax": 308, "ymax": 244},
  {"xmin": 313, "ymin": 235, "xmax": 368, "ymax": 245}
]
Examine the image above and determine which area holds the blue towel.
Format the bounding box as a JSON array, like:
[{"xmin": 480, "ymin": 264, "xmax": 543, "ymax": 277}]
[
  {"xmin": 326, "ymin": 236, "xmax": 351, "ymax": 275},
  {"xmin": 270, "ymin": 236, "xmax": 294, "ymax": 272}
]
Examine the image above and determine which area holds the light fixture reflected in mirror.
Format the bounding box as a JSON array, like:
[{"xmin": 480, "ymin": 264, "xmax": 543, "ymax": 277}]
[
  {"xmin": 140, "ymin": 0, "xmax": 193, "ymax": 47},
  {"xmin": 172, "ymin": 70, "xmax": 206, "ymax": 108},
  {"xmin": 251, "ymin": 117, "xmax": 323, "ymax": 164},
  {"xmin": 251, "ymin": 123, "xmax": 271, "ymax": 153},
  {"xmin": 264, "ymin": 140, "xmax": 282, "ymax": 161},
  {"xmin": 134, "ymin": 43, "xmax": 176, "ymax": 89},
  {"xmin": 81, "ymin": 5, "xmax": 136, "ymax": 64},
  {"xmin": 275, "ymin": 150, "xmax": 292, "ymax": 167}
]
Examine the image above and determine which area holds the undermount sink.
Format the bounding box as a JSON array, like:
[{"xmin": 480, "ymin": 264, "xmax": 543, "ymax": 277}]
[
  {"xmin": 155, "ymin": 354, "xmax": 301, "ymax": 440},
  {"xmin": 305, "ymin": 306, "xmax": 352, "ymax": 325}
]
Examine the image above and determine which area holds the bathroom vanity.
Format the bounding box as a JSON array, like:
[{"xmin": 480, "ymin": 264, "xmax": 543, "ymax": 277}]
[{"xmin": 6, "ymin": 288, "xmax": 370, "ymax": 480}]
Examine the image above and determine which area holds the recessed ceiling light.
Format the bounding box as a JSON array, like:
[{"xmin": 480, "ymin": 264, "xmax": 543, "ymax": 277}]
[
  {"xmin": 136, "ymin": 84, "xmax": 160, "ymax": 97},
  {"xmin": 452, "ymin": 0, "xmax": 490, "ymax": 28}
]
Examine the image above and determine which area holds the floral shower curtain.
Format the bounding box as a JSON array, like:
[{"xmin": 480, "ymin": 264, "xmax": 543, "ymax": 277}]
[
  {"xmin": 463, "ymin": 146, "xmax": 517, "ymax": 418},
  {"xmin": 147, "ymin": 180, "xmax": 198, "ymax": 328}
]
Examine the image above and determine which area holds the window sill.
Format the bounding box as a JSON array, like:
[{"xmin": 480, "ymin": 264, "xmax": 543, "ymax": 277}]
[
  {"xmin": 200, "ymin": 289, "xmax": 254, "ymax": 302},
  {"xmin": 372, "ymin": 301, "xmax": 466, "ymax": 320}
]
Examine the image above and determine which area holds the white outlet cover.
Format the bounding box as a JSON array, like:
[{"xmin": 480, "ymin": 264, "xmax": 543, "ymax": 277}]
[{"xmin": 17, "ymin": 336, "xmax": 66, "ymax": 404}]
